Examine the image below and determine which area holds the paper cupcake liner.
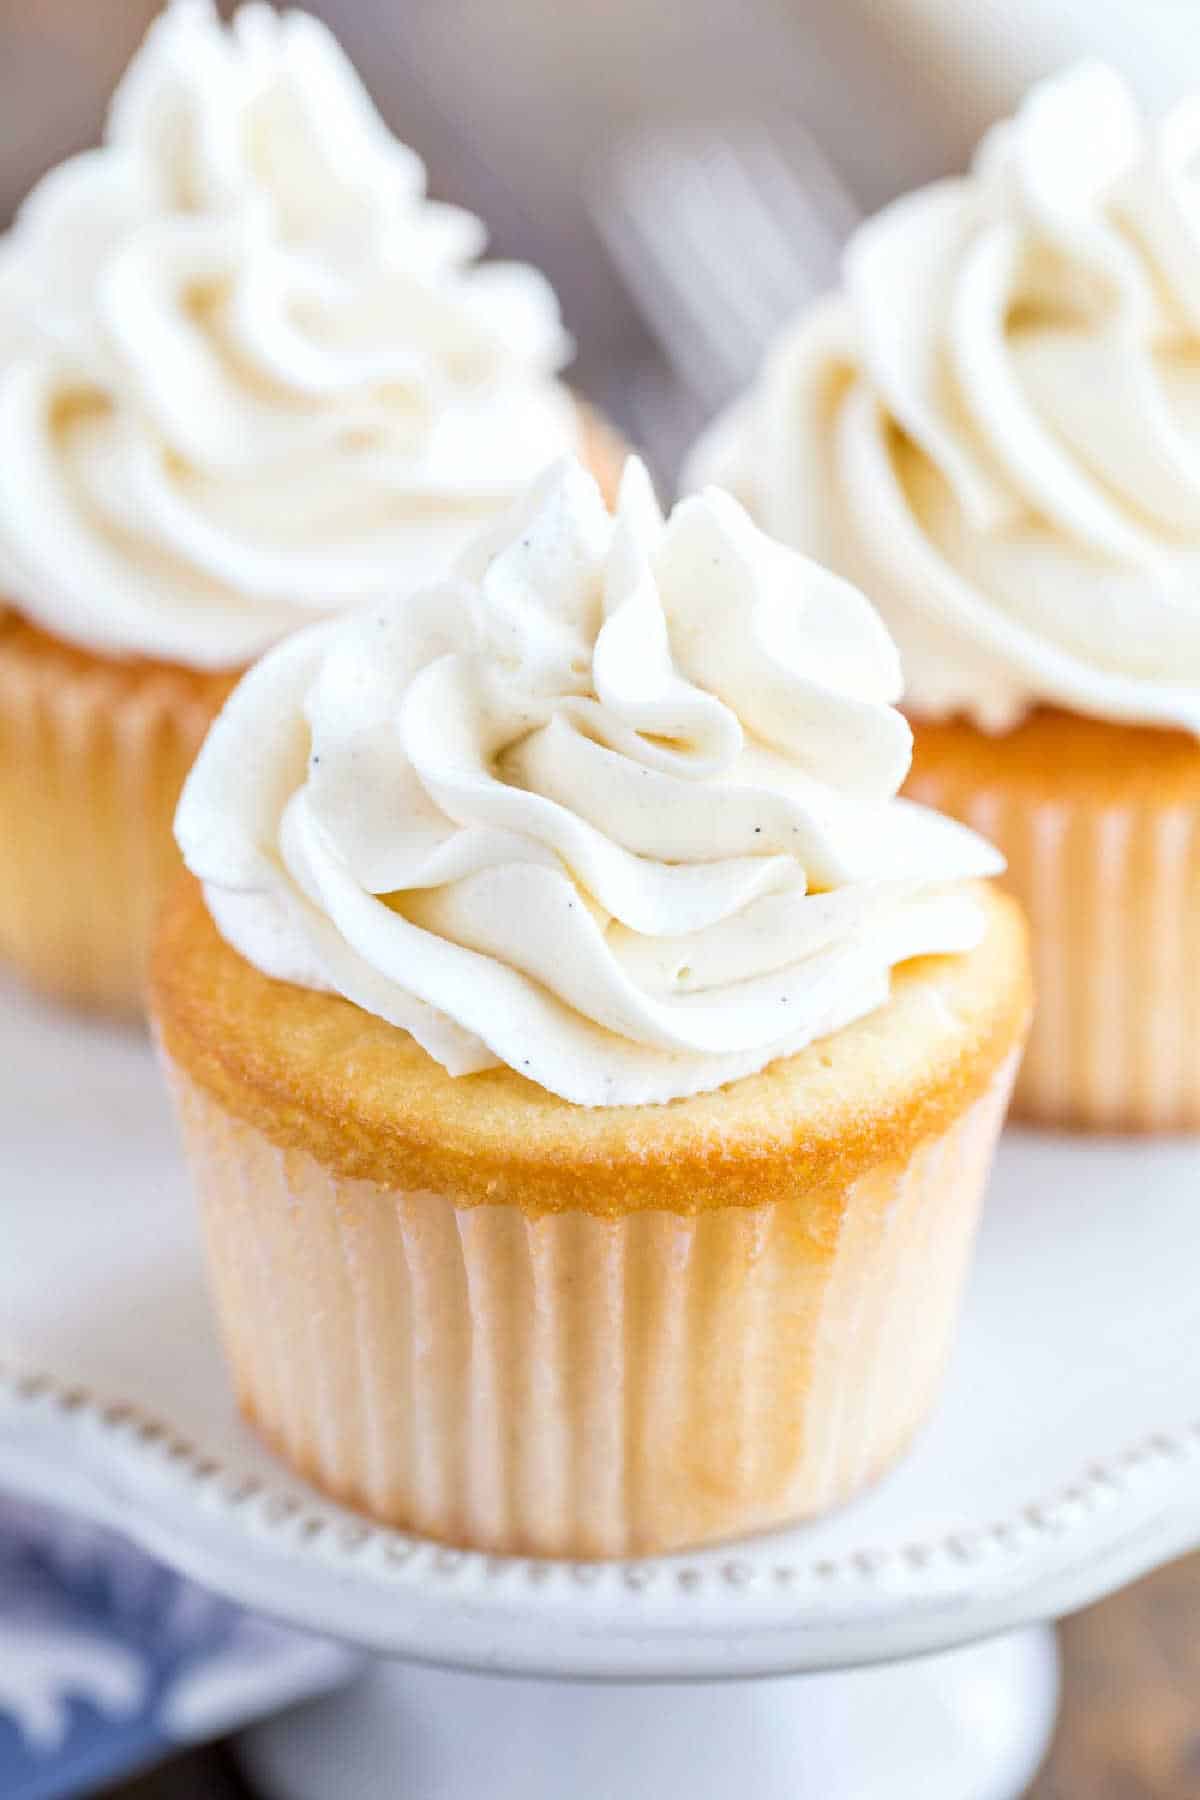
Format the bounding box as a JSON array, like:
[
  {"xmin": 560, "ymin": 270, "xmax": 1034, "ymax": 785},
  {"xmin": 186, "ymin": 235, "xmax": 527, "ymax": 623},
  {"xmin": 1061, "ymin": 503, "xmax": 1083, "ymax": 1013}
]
[
  {"xmin": 906, "ymin": 769, "xmax": 1200, "ymax": 1131},
  {"xmin": 0, "ymin": 627, "xmax": 227, "ymax": 1015},
  {"xmin": 166, "ymin": 1052, "xmax": 1016, "ymax": 1558}
]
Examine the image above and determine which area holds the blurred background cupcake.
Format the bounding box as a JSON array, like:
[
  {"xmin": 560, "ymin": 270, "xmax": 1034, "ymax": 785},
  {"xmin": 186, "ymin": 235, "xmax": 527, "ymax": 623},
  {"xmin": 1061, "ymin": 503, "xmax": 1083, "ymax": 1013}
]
[
  {"xmin": 687, "ymin": 64, "xmax": 1200, "ymax": 1132},
  {"xmin": 0, "ymin": 0, "xmax": 612, "ymax": 1017}
]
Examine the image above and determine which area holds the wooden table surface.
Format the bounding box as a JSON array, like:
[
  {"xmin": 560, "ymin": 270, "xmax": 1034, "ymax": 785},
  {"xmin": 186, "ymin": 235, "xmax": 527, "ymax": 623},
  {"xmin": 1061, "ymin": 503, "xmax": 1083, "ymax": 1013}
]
[
  {"xmin": 1028, "ymin": 1551, "xmax": 1200, "ymax": 1800},
  {"xmin": 98, "ymin": 1551, "xmax": 1200, "ymax": 1800}
]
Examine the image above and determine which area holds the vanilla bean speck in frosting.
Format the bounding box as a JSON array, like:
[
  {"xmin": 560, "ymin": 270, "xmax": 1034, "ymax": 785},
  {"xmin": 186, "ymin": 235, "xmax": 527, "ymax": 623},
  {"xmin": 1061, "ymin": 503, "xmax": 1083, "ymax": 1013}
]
[
  {"xmin": 688, "ymin": 64, "xmax": 1200, "ymax": 736},
  {"xmin": 176, "ymin": 457, "xmax": 1001, "ymax": 1106},
  {"xmin": 0, "ymin": 0, "xmax": 577, "ymax": 668}
]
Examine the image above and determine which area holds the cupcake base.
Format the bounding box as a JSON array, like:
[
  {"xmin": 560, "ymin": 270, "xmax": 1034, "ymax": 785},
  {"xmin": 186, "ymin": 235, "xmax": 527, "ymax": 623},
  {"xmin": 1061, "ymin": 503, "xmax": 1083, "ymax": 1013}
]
[
  {"xmin": 0, "ymin": 615, "xmax": 234, "ymax": 1017},
  {"xmin": 153, "ymin": 877, "xmax": 1029, "ymax": 1558},
  {"xmin": 169, "ymin": 1051, "xmax": 1016, "ymax": 1557},
  {"xmin": 907, "ymin": 707, "xmax": 1200, "ymax": 1133}
]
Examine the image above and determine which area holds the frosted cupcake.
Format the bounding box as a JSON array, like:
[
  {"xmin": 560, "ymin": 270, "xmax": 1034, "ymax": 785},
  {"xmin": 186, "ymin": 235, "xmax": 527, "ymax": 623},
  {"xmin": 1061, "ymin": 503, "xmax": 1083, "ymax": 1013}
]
[
  {"xmin": 0, "ymin": 0, "xmax": 616, "ymax": 1014},
  {"xmin": 152, "ymin": 457, "xmax": 1029, "ymax": 1557},
  {"xmin": 688, "ymin": 65, "xmax": 1200, "ymax": 1132}
]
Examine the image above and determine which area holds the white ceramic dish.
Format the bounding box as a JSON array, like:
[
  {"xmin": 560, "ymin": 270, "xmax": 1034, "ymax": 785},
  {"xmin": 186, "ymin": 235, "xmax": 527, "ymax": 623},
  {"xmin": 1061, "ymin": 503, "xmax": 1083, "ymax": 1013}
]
[{"xmin": 2, "ymin": 977, "xmax": 1198, "ymax": 1679}]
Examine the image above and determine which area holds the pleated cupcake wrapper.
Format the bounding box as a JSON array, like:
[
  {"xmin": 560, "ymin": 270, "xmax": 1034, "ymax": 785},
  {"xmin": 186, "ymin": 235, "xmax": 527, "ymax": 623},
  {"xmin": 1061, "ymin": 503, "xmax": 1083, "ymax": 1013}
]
[
  {"xmin": 0, "ymin": 638, "xmax": 220, "ymax": 1014},
  {"xmin": 907, "ymin": 769, "xmax": 1200, "ymax": 1132},
  {"xmin": 167, "ymin": 1053, "xmax": 1017, "ymax": 1559}
]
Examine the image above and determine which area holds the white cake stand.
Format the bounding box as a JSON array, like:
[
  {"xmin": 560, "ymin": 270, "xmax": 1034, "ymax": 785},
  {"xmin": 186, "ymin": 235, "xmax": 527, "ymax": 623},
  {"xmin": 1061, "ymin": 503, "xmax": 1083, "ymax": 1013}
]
[{"xmin": 2, "ymin": 980, "xmax": 1198, "ymax": 1799}]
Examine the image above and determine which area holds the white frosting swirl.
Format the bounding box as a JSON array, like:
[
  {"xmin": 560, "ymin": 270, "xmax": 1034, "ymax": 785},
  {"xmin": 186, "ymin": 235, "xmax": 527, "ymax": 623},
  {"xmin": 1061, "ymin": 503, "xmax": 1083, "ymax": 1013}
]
[
  {"xmin": 689, "ymin": 64, "xmax": 1200, "ymax": 735},
  {"xmin": 176, "ymin": 457, "xmax": 1001, "ymax": 1106},
  {"xmin": 0, "ymin": 0, "xmax": 577, "ymax": 668}
]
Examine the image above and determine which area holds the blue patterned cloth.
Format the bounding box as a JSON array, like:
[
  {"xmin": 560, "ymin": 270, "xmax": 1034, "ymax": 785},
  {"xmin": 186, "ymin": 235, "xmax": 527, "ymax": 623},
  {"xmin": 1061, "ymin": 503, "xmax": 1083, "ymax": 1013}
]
[{"xmin": 0, "ymin": 1495, "xmax": 359, "ymax": 1799}]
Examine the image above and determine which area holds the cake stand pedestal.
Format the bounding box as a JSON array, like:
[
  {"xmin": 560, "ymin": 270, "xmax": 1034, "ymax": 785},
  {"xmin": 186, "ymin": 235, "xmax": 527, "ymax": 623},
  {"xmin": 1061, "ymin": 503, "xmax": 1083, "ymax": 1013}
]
[
  {"xmin": 1, "ymin": 982, "xmax": 1197, "ymax": 1797},
  {"xmin": 238, "ymin": 1626, "xmax": 1060, "ymax": 1800}
]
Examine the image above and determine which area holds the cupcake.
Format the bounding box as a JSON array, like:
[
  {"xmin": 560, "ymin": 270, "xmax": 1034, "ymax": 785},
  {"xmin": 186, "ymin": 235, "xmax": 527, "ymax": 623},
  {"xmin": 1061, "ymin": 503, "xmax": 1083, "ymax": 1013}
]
[
  {"xmin": 0, "ymin": 0, "xmax": 617, "ymax": 1015},
  {"xmin": 687, "ymin": 65, "xmax": 1200, "ymax": 1132},
  {"xmin": 152, "ymin": 456, "xmax": 1029, "ymax": 1558}
]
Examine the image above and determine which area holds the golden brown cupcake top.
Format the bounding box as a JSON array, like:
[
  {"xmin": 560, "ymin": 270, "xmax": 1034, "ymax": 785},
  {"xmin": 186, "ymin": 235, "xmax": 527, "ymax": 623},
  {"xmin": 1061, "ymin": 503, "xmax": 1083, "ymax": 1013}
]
[
  {"xmin": 154, "ymin": 872, "xmax": 1028, "ymax": 1216},
  {"xmin": 909, "ymin": 704, "xmax": 1200, "ymax": 802},
  {"xmin": 0, "ymin": 611, "xmax": 238, "ymax": 721}
]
